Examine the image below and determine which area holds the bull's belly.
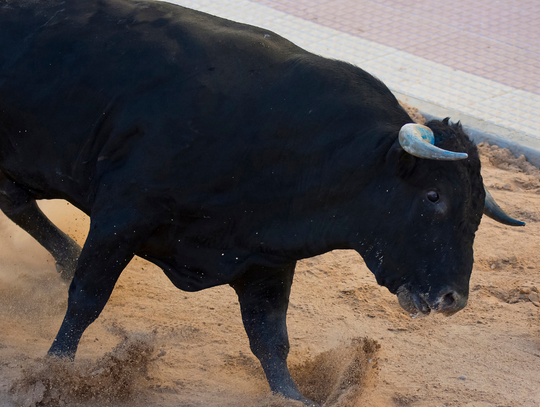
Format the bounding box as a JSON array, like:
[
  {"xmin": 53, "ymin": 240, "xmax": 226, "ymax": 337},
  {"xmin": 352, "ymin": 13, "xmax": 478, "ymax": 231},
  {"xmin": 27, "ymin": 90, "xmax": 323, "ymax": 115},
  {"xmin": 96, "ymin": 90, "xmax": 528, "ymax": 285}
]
[
  {"xmin": 144, "ymin": 255, "xmax": 240, "ymax": 292},
  {"xmin": 140, "ymin": 244, "xmax": 290, "ymax": 292}
]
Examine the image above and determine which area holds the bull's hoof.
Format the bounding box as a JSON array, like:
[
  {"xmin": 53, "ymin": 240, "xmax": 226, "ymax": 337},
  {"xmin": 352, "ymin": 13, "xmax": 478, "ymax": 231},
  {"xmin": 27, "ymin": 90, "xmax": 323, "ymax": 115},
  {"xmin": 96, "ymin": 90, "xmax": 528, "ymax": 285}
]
[
  {"xmin": 289, "ymin": 396, "xmax": 319, "ymax": 407},
  {"xmin": 47, "ymin": 339, "xmax": 77, "ymax": 361},
  {"xmin": 47, "ymin": 349, "xmax": 74, "ymax": 361},
  {"xmin": 299, "ymin": 398, "xmax": 319, "ymax": 407},
  {"xmin": 274, "ymin": 392, "xmax": 319, "ymax": 407}
]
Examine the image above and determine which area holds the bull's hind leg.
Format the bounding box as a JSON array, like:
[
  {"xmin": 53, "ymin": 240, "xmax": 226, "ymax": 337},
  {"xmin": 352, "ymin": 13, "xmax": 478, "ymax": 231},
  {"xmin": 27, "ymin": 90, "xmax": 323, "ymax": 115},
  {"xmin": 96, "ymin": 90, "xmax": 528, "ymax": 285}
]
[
  {"xmin": 0, "ymin": 172, "xmax": 82, "ymax": 281},
  {"xmin": 48, "ymin": 207, "xmax": 143, "ymax": 358},
  {"xmin": 231, "ymin": 262, "xmax": 318, "ymax": 407}
]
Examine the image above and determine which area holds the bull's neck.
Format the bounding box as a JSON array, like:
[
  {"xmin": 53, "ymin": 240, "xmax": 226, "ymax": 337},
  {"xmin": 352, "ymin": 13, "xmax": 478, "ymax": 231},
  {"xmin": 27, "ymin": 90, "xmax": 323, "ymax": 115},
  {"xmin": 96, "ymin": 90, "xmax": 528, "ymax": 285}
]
[{"xmin": 249, "ymin": 125, "xmax": 399, "ymax": 260}]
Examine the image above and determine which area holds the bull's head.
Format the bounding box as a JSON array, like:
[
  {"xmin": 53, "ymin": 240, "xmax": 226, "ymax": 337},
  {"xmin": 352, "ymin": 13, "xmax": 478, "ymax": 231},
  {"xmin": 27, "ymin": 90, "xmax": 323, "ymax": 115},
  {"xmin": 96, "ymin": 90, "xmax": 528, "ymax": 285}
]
[
  {"xmin": 355, "ymin": 119, "xmax": 524, "ymax": 318},
  {"xmin": 399, "ymin": 122, "xmax": 525, "ymax": 227}
]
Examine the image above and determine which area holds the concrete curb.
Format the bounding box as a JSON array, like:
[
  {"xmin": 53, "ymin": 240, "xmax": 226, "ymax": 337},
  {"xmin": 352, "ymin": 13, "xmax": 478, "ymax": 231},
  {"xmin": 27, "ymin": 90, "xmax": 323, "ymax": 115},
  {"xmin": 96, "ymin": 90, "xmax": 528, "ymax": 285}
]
[{"xmin": 393, "ymin": 91, "xmax": 540, "ymax": 168}]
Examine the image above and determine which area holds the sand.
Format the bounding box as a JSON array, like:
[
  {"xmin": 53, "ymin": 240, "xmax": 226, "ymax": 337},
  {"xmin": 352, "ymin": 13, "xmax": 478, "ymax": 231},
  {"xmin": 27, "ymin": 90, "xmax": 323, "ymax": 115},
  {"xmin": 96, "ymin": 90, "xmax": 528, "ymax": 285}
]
[{"xmin": 0, "ymin": 119, "xmax": 539, "ymax": 406}]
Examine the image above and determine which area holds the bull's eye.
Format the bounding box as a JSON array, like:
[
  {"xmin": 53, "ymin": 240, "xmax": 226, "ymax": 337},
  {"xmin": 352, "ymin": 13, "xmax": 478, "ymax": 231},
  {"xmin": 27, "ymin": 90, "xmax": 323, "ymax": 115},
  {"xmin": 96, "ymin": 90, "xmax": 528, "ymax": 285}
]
[{"xmin": 426, "ymin": 191, "xmax": 439, "ymax": 203}]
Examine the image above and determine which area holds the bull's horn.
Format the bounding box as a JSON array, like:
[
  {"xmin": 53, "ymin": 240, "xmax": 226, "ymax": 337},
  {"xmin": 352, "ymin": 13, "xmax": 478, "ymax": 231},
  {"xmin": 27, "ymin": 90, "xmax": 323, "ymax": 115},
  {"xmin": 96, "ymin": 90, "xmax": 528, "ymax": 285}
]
[
  {"xmin": 399, "ymin": 123, "xmax": 468, "ymax": 161},
  {"xmin": 484, "ymin": 187, "xmax": 525, "ymax": 226}
]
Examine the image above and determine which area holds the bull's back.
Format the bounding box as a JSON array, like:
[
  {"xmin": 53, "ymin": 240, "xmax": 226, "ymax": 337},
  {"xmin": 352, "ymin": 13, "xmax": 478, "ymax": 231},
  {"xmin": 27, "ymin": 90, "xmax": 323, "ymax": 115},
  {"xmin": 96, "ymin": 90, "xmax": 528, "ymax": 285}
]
[
  {"xmin": 0, "ymin": 0, "xmax": 406, "ymax": 212},
  {"xmin": 0, "ymin": 0, "xmax": 303, "ymax": 202}
]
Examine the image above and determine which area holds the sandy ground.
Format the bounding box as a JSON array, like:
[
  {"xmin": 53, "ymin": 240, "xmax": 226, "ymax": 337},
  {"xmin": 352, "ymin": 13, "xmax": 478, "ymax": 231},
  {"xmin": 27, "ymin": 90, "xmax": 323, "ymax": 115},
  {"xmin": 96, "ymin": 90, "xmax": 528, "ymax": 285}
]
[{"xmin": 0, "ymin": 128, "xmax": 539, "ymax": 406}]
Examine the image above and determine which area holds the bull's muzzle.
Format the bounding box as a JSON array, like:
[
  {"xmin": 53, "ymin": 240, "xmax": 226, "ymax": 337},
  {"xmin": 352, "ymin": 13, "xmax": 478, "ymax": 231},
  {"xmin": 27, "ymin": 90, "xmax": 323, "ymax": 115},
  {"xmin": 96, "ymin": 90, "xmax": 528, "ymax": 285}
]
[{"xmin": 397, "ymin": 285, "xmax": 467, "ymax": 318}]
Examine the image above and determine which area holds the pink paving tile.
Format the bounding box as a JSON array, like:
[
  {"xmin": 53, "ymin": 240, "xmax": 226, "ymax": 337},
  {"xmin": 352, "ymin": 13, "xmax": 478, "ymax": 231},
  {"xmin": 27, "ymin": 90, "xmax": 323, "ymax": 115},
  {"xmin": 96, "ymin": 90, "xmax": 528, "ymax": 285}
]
[{"xmin": 251, "ymin": 0, "xmax": 540, "ymax": 95}]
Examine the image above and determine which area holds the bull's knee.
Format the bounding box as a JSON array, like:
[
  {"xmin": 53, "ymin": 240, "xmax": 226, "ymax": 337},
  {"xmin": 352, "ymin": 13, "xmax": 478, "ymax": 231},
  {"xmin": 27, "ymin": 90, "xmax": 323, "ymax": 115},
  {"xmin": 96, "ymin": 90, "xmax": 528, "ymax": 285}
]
[
  {"xmin": 245, "ymin": 316, "xmax": 290, "ymax": 363},
  {"xmin": 66, "ymin": 279, "xmax": 105, "ymax": 325},
  {"xmin": 0, "ymin": 176, "xmax": 33, "ymax": 218}
]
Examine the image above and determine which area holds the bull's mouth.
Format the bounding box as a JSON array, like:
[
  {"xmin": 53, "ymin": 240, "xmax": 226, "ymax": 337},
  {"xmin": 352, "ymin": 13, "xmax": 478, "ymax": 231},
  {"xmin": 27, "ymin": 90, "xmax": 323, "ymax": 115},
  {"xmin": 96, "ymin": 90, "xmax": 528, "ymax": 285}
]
[{"xmin": 397, "ymin": 286, "xmax": 431, "ymax": 318}]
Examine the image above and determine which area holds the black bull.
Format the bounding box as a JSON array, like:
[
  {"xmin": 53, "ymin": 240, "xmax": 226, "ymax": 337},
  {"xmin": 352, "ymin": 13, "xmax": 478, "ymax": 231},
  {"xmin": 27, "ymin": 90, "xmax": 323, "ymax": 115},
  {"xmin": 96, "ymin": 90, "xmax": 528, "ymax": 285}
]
[{"xmin": 0, "ymin": 1, "xmax": 523, "ymax": 405}]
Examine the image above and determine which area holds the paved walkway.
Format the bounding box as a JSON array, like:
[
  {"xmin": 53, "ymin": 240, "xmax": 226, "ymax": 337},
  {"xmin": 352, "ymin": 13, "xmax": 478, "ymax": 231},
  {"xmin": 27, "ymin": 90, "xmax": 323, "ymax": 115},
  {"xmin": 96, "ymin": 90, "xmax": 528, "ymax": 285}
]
[
  {"xmin": 167, "ymin": 0, "xmax": 540, "ymax": 151},
  {"xmin": 254, "ymin": 0, "xmax": 540, "ymax": 95}
]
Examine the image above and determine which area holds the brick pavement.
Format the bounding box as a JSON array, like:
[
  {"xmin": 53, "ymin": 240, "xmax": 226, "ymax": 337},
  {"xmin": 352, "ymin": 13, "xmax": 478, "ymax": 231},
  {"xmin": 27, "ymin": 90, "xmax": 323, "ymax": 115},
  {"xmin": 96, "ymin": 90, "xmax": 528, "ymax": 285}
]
[{"xmin": 252, "ymin": 0, "xmax": 540, "ymax": 95}]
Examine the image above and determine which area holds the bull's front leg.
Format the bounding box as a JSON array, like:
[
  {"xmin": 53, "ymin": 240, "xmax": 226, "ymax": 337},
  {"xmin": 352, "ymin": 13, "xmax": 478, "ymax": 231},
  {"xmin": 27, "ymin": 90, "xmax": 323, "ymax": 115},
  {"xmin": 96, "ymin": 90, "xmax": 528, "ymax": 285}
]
[
  {"xmin": 48, "ymin": 208, "xmax": 143, "ymax": 359},
  {"xmin": 231, "ymin": 262, "xmax": 318, "ymax": 407}
]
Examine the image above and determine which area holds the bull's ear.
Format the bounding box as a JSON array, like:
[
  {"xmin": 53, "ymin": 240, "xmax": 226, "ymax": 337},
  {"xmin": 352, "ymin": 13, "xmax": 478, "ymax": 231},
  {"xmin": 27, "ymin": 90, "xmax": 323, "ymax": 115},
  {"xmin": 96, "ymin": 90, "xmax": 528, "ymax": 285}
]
[{"xmin": 386, "ymin": 137, "xmax": 417, "ymax": 178}]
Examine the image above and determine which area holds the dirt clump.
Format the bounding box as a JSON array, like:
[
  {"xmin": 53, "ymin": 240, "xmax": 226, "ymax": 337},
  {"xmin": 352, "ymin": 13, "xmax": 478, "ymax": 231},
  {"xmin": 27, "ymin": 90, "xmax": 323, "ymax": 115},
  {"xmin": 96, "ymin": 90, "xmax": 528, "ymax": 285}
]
[
  {"xmin": 253, "ymin": 338, "xmax": 381, "ymax": 407},
  {"xmin": 292, "ymin": 337, "xmax": 380, "ymax": 406},
  {"xmin": 478, "ymin": 143, "xmax": 540, "ymax": 180},
  {"xmin": 9, "ymin": 328, "xmax": 156, "ymax": 407}
]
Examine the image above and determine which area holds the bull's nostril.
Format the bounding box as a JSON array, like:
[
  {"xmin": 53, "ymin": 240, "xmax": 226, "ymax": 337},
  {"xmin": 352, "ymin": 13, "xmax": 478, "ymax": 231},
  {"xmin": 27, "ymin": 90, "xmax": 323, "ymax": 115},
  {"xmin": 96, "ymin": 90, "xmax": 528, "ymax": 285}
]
[{"xmin": 440, "ymin": 291, "xmax": 457, "ymax": 310}]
